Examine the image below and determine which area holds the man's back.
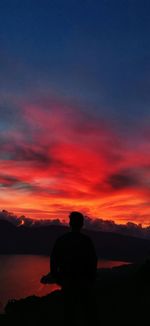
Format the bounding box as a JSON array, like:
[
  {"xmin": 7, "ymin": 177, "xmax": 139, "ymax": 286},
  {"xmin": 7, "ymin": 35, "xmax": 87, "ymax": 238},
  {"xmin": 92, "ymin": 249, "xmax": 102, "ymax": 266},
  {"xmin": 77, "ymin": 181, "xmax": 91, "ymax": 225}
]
[{"xmin": 51, "ymin": 231, "xmax": 97, "ymax": 284}]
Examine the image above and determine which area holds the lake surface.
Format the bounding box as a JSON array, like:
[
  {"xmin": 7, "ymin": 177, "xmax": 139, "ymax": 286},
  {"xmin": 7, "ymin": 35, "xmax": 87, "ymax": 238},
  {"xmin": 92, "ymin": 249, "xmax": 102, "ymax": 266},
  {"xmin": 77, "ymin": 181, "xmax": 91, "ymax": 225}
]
[{"xmin": 0, "ymin": 255, "xmax": 129, "ymax": 313}]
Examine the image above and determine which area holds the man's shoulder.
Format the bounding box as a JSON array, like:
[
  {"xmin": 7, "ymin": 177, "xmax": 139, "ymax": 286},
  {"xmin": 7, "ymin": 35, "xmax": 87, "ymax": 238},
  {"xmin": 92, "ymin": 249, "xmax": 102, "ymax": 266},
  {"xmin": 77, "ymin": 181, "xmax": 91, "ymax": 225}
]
[
  {"xmin": 56, "ymin": 231, "xmax": 90, "ymax": 242},
  {"xmin": 80, "ymin": 232, "xmax": 93, "ymax": 242},
  {"xmin": 55, "ymin": 232, "xmax": 71, "ymax": 244},
  {"xmin": 55, "ymin": 231, "xmax": 93, "ymax": 245}
]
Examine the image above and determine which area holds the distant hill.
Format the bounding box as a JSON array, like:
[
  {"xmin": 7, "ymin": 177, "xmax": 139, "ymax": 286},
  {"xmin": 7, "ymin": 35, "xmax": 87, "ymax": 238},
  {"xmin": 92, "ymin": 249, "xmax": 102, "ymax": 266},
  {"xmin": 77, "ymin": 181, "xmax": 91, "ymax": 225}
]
[{"xmin": 0, "ymin": 220, "xmax": 150, "ymax": 261}]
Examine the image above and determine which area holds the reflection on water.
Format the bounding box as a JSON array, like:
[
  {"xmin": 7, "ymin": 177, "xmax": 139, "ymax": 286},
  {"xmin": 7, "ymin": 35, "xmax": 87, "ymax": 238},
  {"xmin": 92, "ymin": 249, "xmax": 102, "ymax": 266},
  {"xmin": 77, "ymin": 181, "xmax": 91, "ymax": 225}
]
[
  {"xmin": 0, "ymin": 255, "xmax": 59, "ymax": 313},
  {"xmin": 0, "ymin": 255, "xmax": 129, "ymax": 313},
  {"xmin": 98, "ymin": 260, "xmax": 129, "ymax": 269}
]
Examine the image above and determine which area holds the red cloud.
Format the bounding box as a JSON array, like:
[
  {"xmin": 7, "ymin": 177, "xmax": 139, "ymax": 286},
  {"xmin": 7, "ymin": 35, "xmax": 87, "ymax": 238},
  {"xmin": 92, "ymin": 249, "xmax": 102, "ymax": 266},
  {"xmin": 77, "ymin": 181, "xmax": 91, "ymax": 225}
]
[{"xmin": 0, "ymin": 97, "xmax": 150, "ymax": 226}]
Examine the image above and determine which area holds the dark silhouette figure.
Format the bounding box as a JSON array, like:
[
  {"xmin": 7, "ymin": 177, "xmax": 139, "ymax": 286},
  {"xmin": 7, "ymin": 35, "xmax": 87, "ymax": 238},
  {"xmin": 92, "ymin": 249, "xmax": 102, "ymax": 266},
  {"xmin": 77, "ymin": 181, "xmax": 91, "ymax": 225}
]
[
  {"xmin": 50, "ymin": 211, "xmax": 98, "ymax": 325},
  {"xmin": 50, "ymin": 211, "xmax": 97, "ymax": 286}
]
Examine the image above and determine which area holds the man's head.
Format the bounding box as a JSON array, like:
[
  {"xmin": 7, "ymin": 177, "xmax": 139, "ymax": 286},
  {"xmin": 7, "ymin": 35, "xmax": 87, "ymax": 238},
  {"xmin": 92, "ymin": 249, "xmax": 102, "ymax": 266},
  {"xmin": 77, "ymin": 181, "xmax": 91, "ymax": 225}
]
[{"xmin": 69, "ymin": 211, "xmax": 84, "ymax": 231}]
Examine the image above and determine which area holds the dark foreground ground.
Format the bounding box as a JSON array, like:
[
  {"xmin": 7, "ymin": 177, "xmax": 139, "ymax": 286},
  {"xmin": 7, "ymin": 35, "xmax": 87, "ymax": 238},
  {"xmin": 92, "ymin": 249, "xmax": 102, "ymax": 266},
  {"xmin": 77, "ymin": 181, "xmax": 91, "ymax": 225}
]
[{"xmin": 1, "ymin": 261, "xmax": 150, "ymax": 326}]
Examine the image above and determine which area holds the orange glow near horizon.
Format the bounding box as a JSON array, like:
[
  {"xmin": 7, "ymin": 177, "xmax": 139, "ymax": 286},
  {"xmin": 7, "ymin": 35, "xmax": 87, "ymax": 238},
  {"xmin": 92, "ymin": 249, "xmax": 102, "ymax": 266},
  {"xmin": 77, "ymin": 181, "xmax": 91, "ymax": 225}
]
[{"xmin": 0, "ymin": 99, "xmax": 150, "ymax": 226}]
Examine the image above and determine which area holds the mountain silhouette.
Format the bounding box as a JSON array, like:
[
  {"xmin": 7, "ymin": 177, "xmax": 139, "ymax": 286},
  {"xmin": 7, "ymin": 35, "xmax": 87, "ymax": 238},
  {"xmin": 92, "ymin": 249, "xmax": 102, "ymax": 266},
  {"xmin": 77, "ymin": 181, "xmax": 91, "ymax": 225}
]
[{"xmin": 0, "ymin": 220, "xmax": 150, "ymax": 261}]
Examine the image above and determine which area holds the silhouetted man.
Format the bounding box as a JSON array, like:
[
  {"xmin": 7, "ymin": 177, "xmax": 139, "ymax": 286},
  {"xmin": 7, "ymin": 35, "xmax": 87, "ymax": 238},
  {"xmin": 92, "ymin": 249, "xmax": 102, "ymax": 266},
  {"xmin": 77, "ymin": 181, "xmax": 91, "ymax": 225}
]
[
  {"xmin": 50, "ymin": 211, "xmax": 98, "ymax": 325},
  {"xmin": 50, "ymin": 211, "xmax": 97, "ymax": 287}
]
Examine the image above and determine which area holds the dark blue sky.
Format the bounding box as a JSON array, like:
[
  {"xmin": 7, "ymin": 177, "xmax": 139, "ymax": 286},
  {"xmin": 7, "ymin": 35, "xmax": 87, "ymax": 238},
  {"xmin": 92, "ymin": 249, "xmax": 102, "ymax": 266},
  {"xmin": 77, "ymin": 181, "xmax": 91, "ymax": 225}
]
[{"xmin": 1, "ymin": 0, "xmax": 150, "ymax": 122}]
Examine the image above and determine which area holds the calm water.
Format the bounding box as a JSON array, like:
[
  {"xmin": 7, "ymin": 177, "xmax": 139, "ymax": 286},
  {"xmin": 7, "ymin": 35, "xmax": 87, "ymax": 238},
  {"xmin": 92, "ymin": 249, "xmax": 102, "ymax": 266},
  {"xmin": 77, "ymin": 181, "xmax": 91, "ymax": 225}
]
[{"xmin": 0, "ymin": 255, "xmax": 129, "ymax": 313}]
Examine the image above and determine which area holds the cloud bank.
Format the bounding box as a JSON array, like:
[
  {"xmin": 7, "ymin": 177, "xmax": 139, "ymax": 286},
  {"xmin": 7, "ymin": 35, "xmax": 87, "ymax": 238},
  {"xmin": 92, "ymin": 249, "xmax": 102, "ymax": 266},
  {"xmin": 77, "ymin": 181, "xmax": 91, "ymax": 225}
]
[{"xmin": 0, "ymin": 209, "xmax": 150, "ymax": 240}]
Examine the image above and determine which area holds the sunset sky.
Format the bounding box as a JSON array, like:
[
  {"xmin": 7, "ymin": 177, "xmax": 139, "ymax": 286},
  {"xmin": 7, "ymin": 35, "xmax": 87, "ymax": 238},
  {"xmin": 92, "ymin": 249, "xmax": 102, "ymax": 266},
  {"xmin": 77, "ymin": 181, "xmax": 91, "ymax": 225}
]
[{"xmin": 1, "ymin": 0, "xmax": 150, "ymax": 225}]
